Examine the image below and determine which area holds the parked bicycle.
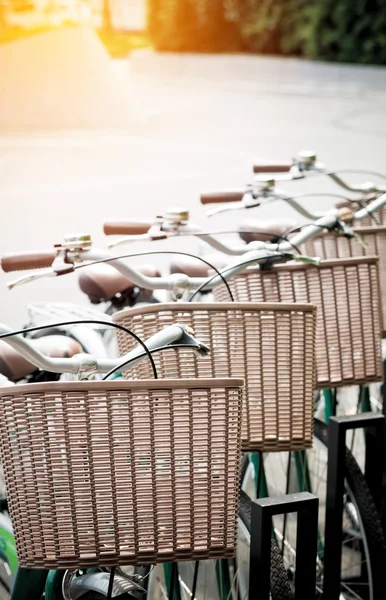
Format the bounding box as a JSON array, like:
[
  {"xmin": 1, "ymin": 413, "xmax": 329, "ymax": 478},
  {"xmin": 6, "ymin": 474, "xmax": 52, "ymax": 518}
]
[{"xmin": 3, "ymin": 194, "xmax": 385, "ymax": 598}]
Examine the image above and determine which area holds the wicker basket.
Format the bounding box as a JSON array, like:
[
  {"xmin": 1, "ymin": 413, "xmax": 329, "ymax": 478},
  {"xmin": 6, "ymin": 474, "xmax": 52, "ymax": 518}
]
[
  {"xmin": 302, "ymin": 227, "xmax": 386, "ymax": 337},
  {"xmin": 113, "ymin": 303, "xmax": 317, "ymax": 453},
  {"xmin": 212, "ymin": 257, "xmax": 383, "ymax": 388},
  {"xmin": 0, "ymin": 379, "xmax": 243, "ymax": 569}
]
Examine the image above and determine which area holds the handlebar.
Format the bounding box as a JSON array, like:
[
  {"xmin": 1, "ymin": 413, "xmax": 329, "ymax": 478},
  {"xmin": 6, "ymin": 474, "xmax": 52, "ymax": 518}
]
[
  {"xmin": 201, "ymin": 181, "xmax": 386, "ymax": 222},
  {"xmin": 251, "ymin": 150, "xmax": 386, "ymax": 194},
  {"xmin": 200, "ymin": 190, "xmax": 245, "ymax": 205},
  {"xmin": 0, "ymin": 323, "xmax": 208, "ymax": 376},
  {"xmin": 103, "ymin": 220, "xmax": 153, "ymax": 236},
  {"xmin": 1, "ymin": 250, "xmax": 57, "ymax": 273},
  {"xmin": 253, "ymin": 162, "xmax": 292, "ymax": 174},
  {"xmin": 4, "ymin": 195, "xmax": 384, "ymax": 288},
  {"xmin": 1, "ymin": 213, "xmax": 334, "ymax": 294}
]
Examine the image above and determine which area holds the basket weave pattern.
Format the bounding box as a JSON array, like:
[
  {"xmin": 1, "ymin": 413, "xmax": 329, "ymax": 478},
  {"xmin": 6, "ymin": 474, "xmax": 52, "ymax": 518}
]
[
  {"xmin": 0, "ymin": 379, "xmax": 242, "ymax": 569},
  {"xmin": 302, "ymin": 227, "xmax": 386, "ymax": 337},
  {"xmin": 213, "ymin": 258, "xmax": 382, "ymax": 388},
  {"xmin": 114, "ymin": 303, "xmax": 317, "ymax": 453}
]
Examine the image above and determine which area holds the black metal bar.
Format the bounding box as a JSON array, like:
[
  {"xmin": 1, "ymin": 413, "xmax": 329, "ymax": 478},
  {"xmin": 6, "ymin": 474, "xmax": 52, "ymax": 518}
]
[
  {"xmin": 107, "ymin": 567, "xmax": 115, "ymax": 600},
  {"xmin": 249, "ymin": 499, "xmax": 271, "ymax": 600},
  {"xmin": 191, "ymin": 561, "xmax": 199, "ymax": 600},
  {"xmin": 249, "ymin": 492, "xmax": 318, "ymax": 600},
  {"xmin": 169, "ymin": 563, "xmax": 177, "ymax": 600},
  {"xmin": 364, "ymin": 417, "xmax": 385, "ymax": 511},
  {"xmin": 382, "ymin": 358, "xmax": 386, "ymax": 537},
  {"xmin": 281, "ymin": 452, "xmax": 292, "ymax": 556},
  {"xmin": 295, "ymin": 497, "xmax": 318, "ymax": 599},
  {"xmin": 323, "ymin": 412, "xmax": 385, "ymax": 599}
]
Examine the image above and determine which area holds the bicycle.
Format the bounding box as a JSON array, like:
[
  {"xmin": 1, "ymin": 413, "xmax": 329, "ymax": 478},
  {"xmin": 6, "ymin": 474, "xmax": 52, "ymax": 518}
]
[
  {"xmin": 1, "ymin": 236, "xmax": 161, "ymax": 363},
  {"xmin": 252, "ymin": 150, "xmax": 386, "ymax": 197},
  {"xmin": 0, "ymin": 316, "xmax": 208, "ymax": 598},
  {"xmin": 100, "ymin": 195, "xmax": 386, "ymax": 598},
  {"xmin": 4, "ymin": 196, "xmax": 385, "ymax": 598}
]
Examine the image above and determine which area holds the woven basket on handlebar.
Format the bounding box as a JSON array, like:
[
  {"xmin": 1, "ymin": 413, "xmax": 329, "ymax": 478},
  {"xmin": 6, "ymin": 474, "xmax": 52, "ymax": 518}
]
[
  {"xmin": 212, "ymin": 257, "xmax": 382, "ymax": 388},
  {"xmin": 113, "ymin": 303, "xmax": 317, "ymax": 453},
  {"xmin": 0, "ymin": 379, "xmax": 243, "ymax": 569},
  {"xmin": 302, "ymin": 227, "xmax": 386, "ymax": 337}
]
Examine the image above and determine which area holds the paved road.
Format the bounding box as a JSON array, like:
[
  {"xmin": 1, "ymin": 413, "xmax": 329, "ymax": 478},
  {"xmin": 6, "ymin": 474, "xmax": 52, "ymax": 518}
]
[{"xmin": 1, "ymin": 51, "xmax": 386, "ymax": 326}]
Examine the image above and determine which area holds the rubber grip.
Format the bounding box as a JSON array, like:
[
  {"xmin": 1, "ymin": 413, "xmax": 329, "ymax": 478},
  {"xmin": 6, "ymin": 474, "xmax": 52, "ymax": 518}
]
[
  {"xmin": 253, "ymin": 162, "xmax": 292, "ymax": 174},
  {"xmin": 335, "ymin": 199, "xmax": 351, "ymax": 210},
  {"xmin": 1, "ymin": 250, "xmax": 57, "ymax": 273},
  {"xmin": 103, "ymin": 220, "xmax": 153, "ymax": 236},
  {"xmin": 200, "ymin": 190, "xmax": 245, "ymax": 205}
]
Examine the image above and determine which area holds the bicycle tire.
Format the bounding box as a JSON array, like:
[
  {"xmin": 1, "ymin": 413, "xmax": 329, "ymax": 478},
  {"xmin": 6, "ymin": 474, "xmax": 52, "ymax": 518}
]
[
  {"xmin": 238, "ymin": 489, "xmax": 294, "ymax": 600},
  {"xmin": 314, "ymin": 419, "xmax": 386, "ymax": 599}
]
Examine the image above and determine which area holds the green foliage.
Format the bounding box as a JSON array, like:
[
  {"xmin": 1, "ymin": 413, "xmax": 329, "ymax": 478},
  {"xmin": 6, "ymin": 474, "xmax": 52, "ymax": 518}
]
[
  {"xmin": 147, "ymin": 0, "xmax": 386, "ymax": 63},
  {"xmin": 146, "ymin": 0, "xmax": 243, "ymax": 52},
  {"xmin": 240, "ymin": 0, "xmax": 386, "ymax": 64}
]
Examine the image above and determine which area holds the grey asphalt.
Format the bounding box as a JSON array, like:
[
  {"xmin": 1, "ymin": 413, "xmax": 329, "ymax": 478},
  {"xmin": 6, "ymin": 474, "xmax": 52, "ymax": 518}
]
[{"xmin": 1, "ymin": 50, "xmax": 386, "ymax": 326}]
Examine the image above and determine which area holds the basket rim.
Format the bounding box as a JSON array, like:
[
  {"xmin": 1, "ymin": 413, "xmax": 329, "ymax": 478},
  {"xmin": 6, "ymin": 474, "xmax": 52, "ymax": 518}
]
[
  {"xmin": 314, "ymin": 226, "xmax": 386, "ymax": 236},
  {"xmin": 224, "ymin": 255, "xmax": 379, "ymax": 273},
  {"xmin": 113, "ymin": 301, "xmax": 317, "ymax": 320},
  {"xmin": 0, "ymin": 378, "xmax": 245, "ymax": 397}
]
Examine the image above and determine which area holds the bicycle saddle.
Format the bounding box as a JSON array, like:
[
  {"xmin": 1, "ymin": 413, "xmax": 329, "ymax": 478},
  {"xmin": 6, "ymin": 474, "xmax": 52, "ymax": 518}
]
[
  {"xmin": 78, "ymin": 263, "xmax": 160, "ymax": 303},
  {"xmin": 238, "ymin": 219, "xmax": 297, "ymax": 243},
  {"xmin": 0, "ymin": 336, "xmax": 82, "ymax": 381},
  {"xmin": 170, "ymin": 255, "xmax": 228, "ymax": 279}
]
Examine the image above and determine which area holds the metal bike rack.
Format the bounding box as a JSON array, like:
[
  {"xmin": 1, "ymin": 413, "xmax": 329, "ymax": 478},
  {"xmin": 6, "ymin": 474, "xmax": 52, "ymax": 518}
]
[
  {"xmin": 382, "ymin": 361, "xmax": 386, "ymax": 536},
  {"xmin": 249, "ymin": 492, "xmax": 319, "ymax": 600},
  {"xmin": 323, "ymin": 412, "xmax": 386, "ymax": 599}
]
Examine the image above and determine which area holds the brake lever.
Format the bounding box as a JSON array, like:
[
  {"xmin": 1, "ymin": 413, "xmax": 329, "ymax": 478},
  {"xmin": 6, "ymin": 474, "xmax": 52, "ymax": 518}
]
[
  {"xmin": 256, "ymin": 252, "xmax": 321, "ymax": 270},
  {"xmin": 288, "ymin": 254, "xmax": 321, "ymax": 265},
  {"xmin": 254, "ymin": 170, "xmax": 305, "ymax": 183},
  {"xmin": 107, "ymin": 224, "xmax": 169, "ymax": 248},
  {"xmin": 334, "ymin": 220, "xmax": 368, "ymax": 247},
  {"xmin": 7, "ymin": 268, "xmax": 57, "ymax": 290},
  {"xmin": 6, "ymin": 249, "xmax": 79, "ymax": 290},
  {"xmin": 168, "ymin": 327, "xmax": 211, "ymax": 357},
  {"xmin": 206, "ymin": 200, "xmax": 251, "ymax": 217}
]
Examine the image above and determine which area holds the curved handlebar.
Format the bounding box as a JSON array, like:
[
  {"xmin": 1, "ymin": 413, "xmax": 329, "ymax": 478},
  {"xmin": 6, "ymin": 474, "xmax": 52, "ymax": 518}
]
[
  {"xmin": 355, "ymin": 193, "xmax": 386, "ymax": 221},
  {"xmin": 6, "ymin": 192, "xmax": 386, "ymax": 292},
  {"xmin": 1, "ymin": 250, "xmax": 57, "ymax": 273},
  {"xmin": 0, "ymin": 323, "xmax": 201, "ymax": 376},
  {"xmin": 3, "ymin": 194, "xmax": 385, "ymax": 290},
  {"xmin": 103, "ymin": 220, "xmax": 153, "ymax": 236},
  {"xmin": 250, "ymin": 151, "xmax": 386, "ymax": 194}
]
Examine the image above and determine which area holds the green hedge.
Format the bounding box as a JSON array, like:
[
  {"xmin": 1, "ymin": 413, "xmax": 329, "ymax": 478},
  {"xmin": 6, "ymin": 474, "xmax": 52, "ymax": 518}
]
[
  {"xmin": 147, "ymin": 0, "xmax": 386, "ymax": 65},
  {"xmin": 241, "ymin": 0, "xmax": 386, "ymax": 64}
]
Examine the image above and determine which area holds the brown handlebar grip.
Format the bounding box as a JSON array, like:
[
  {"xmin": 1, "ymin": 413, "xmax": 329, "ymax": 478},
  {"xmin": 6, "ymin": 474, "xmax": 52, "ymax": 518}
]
[
  {"xmin": 335, "ymin": 199, "xmax": 352, "ymax": 210},
  {"xmin": 103, "ymin": 220, "xmax": 153, "ymax": 236},
  {"xmin": 1, "ymin": 250, "xmax": 57, "ymax": 273},
  {"xmin": 253, "ymin": 162, "xmax": 292, "ymax": 174},
  {"xmin": 200, "ymin": 190, "xmax": 245, "ymax": 205}
]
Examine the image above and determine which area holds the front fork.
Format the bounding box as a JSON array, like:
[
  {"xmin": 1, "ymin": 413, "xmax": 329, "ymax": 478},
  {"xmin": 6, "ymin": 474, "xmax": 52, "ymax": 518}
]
[{"xmin": 11, "ymin": 568, "xmax": 47, "ymax": 600}]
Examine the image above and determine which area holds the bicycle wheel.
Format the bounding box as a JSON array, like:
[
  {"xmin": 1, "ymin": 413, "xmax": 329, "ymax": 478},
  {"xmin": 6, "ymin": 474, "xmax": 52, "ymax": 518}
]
[
  {"xmin": 239, "ymin": 419, "xmax": 385, "ymax": 599},
  {"xmin": 236, "ymin": 490, "xmax": 293, "ymax": 600},
  {"xmin": 145, "ymin": 491, "xmax": 292, "ymax": 600},
  {"xmin": 147, "ymin": 561, "xmax": 227, "ymax": 600}
]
